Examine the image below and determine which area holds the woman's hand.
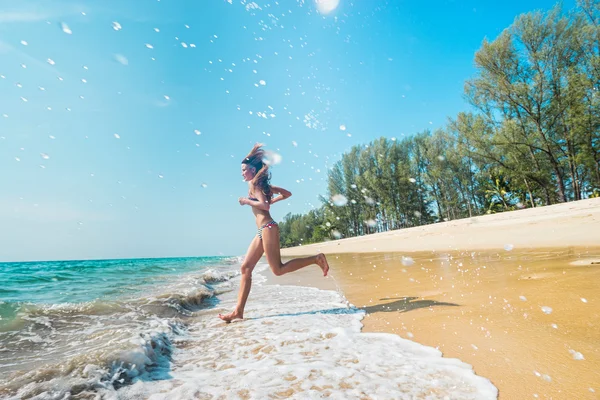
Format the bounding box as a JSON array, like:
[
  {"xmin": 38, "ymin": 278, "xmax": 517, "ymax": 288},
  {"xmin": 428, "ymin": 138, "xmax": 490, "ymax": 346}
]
[{"xmin": 238, "ymin": 197, "xmax": 250, "ymax": 206}]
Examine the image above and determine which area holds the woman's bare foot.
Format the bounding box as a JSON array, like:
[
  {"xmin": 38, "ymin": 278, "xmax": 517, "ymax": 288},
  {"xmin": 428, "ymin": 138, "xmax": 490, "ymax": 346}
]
[
  {"xmin": 316, "ymin": 253, "xmax": 329, "ymax": 276},
  {"xmin": 218, "ymin": 311, "xmax": 243, "ymax": 323}
]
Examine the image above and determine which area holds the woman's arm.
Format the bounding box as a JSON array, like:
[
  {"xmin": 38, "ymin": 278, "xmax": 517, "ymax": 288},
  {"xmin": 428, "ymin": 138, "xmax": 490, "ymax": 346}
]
[{"xmin": 269, "ymin": 185, "xmax": 292, "ymax": 205}]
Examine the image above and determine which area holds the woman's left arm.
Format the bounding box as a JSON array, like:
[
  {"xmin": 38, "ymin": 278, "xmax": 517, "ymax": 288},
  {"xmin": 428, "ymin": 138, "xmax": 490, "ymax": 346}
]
[{"xmin": 269, "ymin": 185, "xmax": 292, "ymax": 205}]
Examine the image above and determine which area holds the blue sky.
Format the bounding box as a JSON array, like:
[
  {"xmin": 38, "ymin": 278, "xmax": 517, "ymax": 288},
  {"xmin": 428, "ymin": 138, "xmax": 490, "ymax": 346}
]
[{"xmin": 0, "ymin": 0, "xmax": 575, "ymax": 262}]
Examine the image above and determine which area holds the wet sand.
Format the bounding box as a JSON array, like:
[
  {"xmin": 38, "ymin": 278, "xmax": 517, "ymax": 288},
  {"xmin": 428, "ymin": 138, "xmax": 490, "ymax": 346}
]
[
  {"xmin": 268, "ymin": 199, "xmax": 600, "ymax": 399},
  {"xmin": 267, "ymin": 248, "xmax": 600, "ymax": 399}
]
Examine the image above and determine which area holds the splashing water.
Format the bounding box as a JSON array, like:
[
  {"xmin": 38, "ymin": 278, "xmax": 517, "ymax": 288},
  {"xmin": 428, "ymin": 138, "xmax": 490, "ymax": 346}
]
[{"xmin": 331, "ymin": 194, "xmax": 348, "ymax": 206}]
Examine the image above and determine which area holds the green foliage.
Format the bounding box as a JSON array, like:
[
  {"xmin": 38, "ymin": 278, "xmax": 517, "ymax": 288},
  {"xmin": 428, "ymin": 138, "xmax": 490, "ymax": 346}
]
[{"xmin": 279, "ymin": 2, "xmax": 600, "ymax": 247}]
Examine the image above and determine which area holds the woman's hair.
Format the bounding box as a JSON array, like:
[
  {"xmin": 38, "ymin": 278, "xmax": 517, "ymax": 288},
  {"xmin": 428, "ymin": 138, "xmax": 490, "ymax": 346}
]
[{"xmin": 242, "ymin": 143, "xmax": 272, "ymax": 202}]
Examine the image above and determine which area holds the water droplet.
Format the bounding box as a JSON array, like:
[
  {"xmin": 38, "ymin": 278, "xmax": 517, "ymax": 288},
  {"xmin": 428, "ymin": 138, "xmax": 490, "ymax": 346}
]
[
  {"xmin": 154, "ymin": 28, "xmax": 160, "ymax": 32},
  {"xmin": 194, "ymin": 129, "xmax": 201, "ymax": 135},
  {"xmin": 47, "ymin": 58, "xmax": 56, "ymax": 65},
  {"xmin": 408, "ymin": 178, "xmax": 416, "ymax": 183},
  {"xmin": 164, "ymin": 95, "xmax": 170, "ymax": 100},
  {"xmin": 114, "ymin": 54, "xmax": 128, "ymax": 65},
  {"xmin": 401, "ymin": 256, "xmax": 415, "ymax": 266},
  {"xmin": 581, "ymin": 298, "xmax": 588, "ymax": 303},
  {"xmin": 201, "ymin": 183, "xmax": 208, "ymax": 188},
  {"xmin": 569, "ymin": 349, "xmax": 584, "ymax": 360},
  {"xmin": 519, "ymin": 296, "xmax": 527, "ymax": 301},
  {"xmin": 504, "ymin": 244, "xmax": 514, "ymax": 251},
  {"xmin": 20, "ymin": 40, "xmax": 28, "ymax": 46},
  {"xmin": 339, "ymin": 124, "xmax": 346, "ymax": 131},
  {"xmin": 15, "ymin": 157, "xmax": 21, "ymax": 162},
  {"xmin": 145, "ymin": 43, "xmax": 154, "ymax": 49},
  {"xmin": 541, "ymin": 306, "xmax": 553, "ymax": 315},
  {"xmin": 259, "ymin": 79, "xmax": 266, "ymax": 86},
  {"xmin": 40, "ymin": 153, "xmax": 50, "ymax": 160},
  {"xmin": 331, "ymin": 194, "xmax": 348, "ymax": 206},
  {"xmin": 114, "ymin": 134, "xmax": 120, "ymax": 139},
  {"xmin": 158, "ymin": 174, "xmax": 164, "ymax": 179},
  {"xmin": 112, "ymin": 21, "xmax": 122, "ymax": 31},
  {"xmin": 332, "ymin": 230, "xmax": 342, "ymax": 239},
  {"xmin": 366, "ymin": 219, "xmax": 377, "ymax": 228},
  {"xmin": 61, "ymin": 22, "xmax": 72, "ymax": 34},
  {"xmin": 263, "ymin": 150, "xmax": 282, "ymax": 165},
  {"xmin": 292, "ymin": 141, "xmax": 298, "ymax": 147}
]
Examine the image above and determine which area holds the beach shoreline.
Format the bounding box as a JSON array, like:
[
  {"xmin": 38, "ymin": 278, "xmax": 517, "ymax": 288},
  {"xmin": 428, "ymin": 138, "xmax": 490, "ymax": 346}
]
[
  {"xmin": 270, "ymin": 199, "xmax": 600, "ymax": 399},
  {"xmin": 280, "ymin": 198, "xmax": 600, "ymax": 257}
]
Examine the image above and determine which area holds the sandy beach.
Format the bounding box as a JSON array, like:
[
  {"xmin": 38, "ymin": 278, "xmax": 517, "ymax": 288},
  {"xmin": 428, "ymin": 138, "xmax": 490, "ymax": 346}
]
[{"xmin": 274, "ymin": 198, "xmax": 600, "ymax": 399}]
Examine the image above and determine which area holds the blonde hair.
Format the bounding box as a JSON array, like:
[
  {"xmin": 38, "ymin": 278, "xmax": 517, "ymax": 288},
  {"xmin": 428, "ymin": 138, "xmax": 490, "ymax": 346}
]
[{"xmin": 242, "ymin": 143, "xmax": 272, "ymax": 202}]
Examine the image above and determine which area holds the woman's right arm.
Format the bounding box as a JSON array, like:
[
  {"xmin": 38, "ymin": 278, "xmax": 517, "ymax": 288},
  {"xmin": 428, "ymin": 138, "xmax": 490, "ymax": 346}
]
[{"xmin": 270, "ymin": 185, "xmax": 292, "ymax": 205}]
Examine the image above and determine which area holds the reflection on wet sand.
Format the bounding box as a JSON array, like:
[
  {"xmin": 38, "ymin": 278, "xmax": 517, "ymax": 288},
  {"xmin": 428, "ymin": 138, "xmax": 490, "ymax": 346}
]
[{"xmin": 327, "ymin": 247, "xmax": 600, "ymax": 399}]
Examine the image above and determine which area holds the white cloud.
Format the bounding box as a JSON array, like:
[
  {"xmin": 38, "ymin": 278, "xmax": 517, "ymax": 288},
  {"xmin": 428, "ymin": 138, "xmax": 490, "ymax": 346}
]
[
  {"xmin": 0, "ymin": 39, "xmax": 66, "ymax": 75},
  {"xmin": 0, "ymin": 2, "xmax": 84, "ymax": 23},
  {"xmin": 0, "ymin": 11, "xmax": 51, "ymax": 22},
  {"xmin": 0, "ymin": 200, "xmax": 115, "ymax": 223},
  {"xmin": 0, "ymin": 39, "xmax": 11, "ymax": 54}
]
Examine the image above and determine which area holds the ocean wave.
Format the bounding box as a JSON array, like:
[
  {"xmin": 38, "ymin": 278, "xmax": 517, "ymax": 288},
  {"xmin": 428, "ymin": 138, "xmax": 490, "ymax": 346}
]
[
  {"xmin": 200, "ymin": 267, "xmax": 240, "ymax": 284},
  {"xmin": 220, "ymin": 255, "xmax": 245, "ymax": 265},
  {"xmin": 0, "ymin": 258, "xmax": 245, "ymax": 399},
  {"xmin": 0, "ymin": 282, "xmax": 222, "ymax": 398},
  {"xmin": 1, "ymin": 327, "xmax": 178, "ymax": 399}
]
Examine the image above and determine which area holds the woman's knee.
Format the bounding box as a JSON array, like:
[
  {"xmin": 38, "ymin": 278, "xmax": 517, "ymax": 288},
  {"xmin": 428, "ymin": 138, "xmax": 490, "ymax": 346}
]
[
  {"xmin": 240, "ymin": 263, "xmax": 254, "ymax": 277},
  {"xmin": 269, "ymin": 262, "xmax": 283, "ymax": 276}
]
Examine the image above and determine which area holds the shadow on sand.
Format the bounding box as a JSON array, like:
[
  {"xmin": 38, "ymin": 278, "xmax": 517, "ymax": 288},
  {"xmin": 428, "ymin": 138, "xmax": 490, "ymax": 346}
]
[
  {"xmin": 361, "ymin": 296, "xmax": 460, "ymax": 314},
  {"xmin": 245, "ymin": 296, "xmax": 460, "ymax": 321}
]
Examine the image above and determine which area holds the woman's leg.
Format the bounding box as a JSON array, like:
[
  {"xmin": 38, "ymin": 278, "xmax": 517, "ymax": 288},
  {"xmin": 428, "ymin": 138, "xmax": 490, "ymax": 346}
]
[
  {"xmin": 261, "ymin": 224, "xmax": 329, "ymax": 276},
  {"xmin": 218, "ymin": 235, "xmax": 264, "ymax": 323}
]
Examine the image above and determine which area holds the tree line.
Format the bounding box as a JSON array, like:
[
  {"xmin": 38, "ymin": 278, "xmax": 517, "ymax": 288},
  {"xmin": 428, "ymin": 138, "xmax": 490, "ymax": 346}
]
[{"xmin": 279, "ymin": 1, "xmax": 600, "ymax": 248}]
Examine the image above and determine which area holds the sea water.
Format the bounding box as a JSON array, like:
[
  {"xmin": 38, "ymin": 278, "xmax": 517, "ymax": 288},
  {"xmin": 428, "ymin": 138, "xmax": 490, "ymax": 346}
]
[{"xmin": 0, "ymin": 257, "xmax": 497, "ymax": 399}]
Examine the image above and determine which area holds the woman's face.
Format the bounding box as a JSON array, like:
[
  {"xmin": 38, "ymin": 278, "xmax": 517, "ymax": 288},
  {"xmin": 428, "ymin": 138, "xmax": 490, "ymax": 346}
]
[{"xmin": 241, "ymin": 164, "xmax": 255, "ymax": 181}]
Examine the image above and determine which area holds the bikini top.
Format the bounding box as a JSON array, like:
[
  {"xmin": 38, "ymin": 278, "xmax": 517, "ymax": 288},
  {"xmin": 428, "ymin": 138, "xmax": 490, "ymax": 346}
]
[{"xmin": 248, "ymin": 191, "xmax": 259, "ymax": 201}]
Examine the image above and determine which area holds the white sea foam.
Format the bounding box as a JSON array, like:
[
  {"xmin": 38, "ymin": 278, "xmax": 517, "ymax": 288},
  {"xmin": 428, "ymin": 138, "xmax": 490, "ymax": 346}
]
[
  {"xmin": 2, "ymin": 264, "xmax": 496, "ymax": 399},
  {"xmin": 111, "ymin": 270, "xmax": 497, "ymax": 399}
]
